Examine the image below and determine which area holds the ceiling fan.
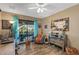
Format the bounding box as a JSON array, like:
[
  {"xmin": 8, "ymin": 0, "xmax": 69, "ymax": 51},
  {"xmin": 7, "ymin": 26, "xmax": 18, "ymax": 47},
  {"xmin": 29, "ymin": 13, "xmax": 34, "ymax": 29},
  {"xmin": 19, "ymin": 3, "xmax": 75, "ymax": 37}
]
[{"xmin": 28, "ymin": 3, "xmax": 48, "ymax": 13}]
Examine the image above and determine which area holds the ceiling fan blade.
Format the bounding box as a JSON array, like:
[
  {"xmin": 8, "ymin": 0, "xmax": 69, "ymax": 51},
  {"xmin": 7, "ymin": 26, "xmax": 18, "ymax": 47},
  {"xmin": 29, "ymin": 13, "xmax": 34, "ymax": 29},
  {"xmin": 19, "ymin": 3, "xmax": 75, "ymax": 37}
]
[
  {"xmin": 40, "ymin": 9, "xmax": 43, "ymax": 13},
  {"xmin": 35, "ymin": 3, "xmax": 40, "ymax": 7},
  {"xmin": 28, "ymin": 7, "xmax": 38, "ymax": 9},
  {"xmin": 35, "ymin": 3, "xmax": 47, "ymax": 7},
  {"xmin": 42, "ymin": 8, "xmax": 47, "ymax": 11},
  {"xmin": 41, "ymin": 3, "xmax": 47, "ymax": 7}
]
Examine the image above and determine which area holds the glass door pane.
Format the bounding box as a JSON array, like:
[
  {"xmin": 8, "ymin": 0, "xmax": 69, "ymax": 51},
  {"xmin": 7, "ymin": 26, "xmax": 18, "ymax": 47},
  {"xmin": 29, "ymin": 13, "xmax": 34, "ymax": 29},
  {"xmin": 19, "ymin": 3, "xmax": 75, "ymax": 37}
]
[
  {"xmin": 19, "ymin": 22, "xmax": 28, "ymax": 43},
  {"xmin": 27, "ymin": 24, "xmax": 34, "ymax": 41}
]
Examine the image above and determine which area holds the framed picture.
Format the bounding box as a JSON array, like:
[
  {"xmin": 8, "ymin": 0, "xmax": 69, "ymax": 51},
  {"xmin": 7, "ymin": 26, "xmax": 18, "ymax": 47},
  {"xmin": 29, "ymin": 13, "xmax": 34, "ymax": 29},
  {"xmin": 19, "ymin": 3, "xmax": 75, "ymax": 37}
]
[
  {"xmin": 51, "ymin": 17, "xmax": 69, "ymax": 31},
  {"xmin": 2, "ymin": 20, "xmax": 11, "ymax": 29},
  {"xmin": 38, "ymin": 24, "xmax": 41, "ymax": 28},
  {"xmin": 44, "ymin": 25, "xmax": 47, "ymax": 29}
]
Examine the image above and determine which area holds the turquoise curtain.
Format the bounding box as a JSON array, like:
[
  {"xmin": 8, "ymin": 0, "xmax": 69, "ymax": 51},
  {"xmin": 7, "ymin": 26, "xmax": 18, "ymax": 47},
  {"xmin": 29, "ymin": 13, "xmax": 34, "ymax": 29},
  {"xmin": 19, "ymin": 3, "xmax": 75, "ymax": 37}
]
[
  {"xmin": 34, "ymin": 18, "xmax": 38, "ymax": 37},
  {"xmin": 12, "ymin": 16, "xmax": 19, "ymax": 42}
]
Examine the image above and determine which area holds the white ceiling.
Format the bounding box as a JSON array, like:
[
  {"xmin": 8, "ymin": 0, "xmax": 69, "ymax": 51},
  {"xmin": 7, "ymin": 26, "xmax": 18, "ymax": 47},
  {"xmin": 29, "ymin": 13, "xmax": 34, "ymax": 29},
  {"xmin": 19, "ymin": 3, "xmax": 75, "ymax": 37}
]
[{"xmin": 0, "ymin": 3, "xmax": 78, "ymax": 18}]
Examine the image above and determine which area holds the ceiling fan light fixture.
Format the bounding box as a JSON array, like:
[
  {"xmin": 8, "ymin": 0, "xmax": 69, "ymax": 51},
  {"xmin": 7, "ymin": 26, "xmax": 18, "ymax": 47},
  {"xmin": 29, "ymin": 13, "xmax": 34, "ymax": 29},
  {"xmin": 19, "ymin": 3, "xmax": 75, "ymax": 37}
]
[
  {"xmin": 40, "ymin": 9, "xmax": 43, "ymax": 13},
  {"xmin": 37, "ymin": 8, "xmax": 41, "ymax": 13},
  {"xmin": 37, "ymin": 8, "xmax": 44, "ymax": 13},
  {"xmin": 28, "ymin": 3, "xmax": 48, "ymax": 13}
]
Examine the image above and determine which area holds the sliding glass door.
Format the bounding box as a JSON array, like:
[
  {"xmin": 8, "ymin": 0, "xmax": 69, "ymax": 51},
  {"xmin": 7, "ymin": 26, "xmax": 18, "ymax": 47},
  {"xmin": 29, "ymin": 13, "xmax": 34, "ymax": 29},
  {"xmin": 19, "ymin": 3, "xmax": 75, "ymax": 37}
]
[
  {"xmin": 19, "ymin": 20, "xmax": 34, "ymax": 43},
  {"xmin": 27, "ymin": 24, "xmax": 34, "ymax": 41}
]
